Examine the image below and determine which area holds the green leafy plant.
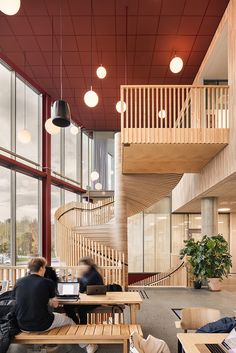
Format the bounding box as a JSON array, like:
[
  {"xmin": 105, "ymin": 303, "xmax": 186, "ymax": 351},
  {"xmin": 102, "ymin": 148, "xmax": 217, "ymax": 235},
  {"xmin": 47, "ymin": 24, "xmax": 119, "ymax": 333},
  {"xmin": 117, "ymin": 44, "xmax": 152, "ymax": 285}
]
[{"xmin": 180, "ymin": 234, "xmax": 232, "ymax": 281}]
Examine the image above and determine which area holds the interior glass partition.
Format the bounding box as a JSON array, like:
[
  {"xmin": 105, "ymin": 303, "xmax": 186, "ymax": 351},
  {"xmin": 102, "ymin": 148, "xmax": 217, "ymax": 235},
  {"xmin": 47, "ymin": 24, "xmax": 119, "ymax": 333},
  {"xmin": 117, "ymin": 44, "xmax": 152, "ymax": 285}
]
[{"xmin": 0, "ymin": 167, "xmax": 11, "ymax": 265}]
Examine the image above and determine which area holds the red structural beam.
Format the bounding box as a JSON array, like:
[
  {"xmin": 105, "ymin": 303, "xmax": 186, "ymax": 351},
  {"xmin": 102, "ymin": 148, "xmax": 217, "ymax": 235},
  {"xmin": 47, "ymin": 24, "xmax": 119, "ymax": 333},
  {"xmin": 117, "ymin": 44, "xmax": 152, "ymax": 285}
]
[
  {"xmin": 51, "ymin": 176, "xmax": 86, "ymax": 194},
  {"xmin": 0, "ymin": 153, "xmax": 46, "ymax": 179}
]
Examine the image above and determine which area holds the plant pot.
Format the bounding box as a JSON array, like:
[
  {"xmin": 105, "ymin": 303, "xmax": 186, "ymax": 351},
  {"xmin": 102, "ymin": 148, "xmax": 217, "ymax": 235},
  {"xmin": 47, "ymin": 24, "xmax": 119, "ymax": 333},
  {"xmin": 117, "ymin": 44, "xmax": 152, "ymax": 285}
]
[
  {"xmin": 193, "ymin": 280, "xmax": 202, "ymax": 289},
  {"xmin": 207, "ymin": 278, "xmax": 221, "ymax": 291}
]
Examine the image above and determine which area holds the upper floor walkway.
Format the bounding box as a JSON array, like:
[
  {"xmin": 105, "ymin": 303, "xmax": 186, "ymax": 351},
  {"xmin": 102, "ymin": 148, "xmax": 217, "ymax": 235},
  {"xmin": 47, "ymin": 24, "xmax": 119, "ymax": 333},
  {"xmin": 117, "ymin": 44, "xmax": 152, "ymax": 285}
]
[{"xmin": 121, "ymin": 84, "xmax": 229, "ymax": 174}]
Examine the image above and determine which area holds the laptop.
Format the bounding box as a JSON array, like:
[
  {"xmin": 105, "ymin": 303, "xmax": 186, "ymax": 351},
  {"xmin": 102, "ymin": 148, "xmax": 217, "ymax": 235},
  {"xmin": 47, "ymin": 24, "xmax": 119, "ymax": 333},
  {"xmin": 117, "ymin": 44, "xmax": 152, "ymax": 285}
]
[
  {"xmin": 56, "ymin": 282, "xmax": 80, "ymax": 301},
  {"xmin": 86, "ymin": 285, "xmax": 107, "ymax": 295},
  {"xmin": 196, "ymin": 327, "xmax": 236, "ymax": 353}
]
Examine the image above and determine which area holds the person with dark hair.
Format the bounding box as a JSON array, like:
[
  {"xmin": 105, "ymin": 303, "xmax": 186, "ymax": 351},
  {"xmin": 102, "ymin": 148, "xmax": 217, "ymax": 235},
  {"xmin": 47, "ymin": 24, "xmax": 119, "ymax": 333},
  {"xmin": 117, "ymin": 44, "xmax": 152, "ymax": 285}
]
[
  {"xmin": 44, "ymin": 266, "xmax": 58, "ymax": 291},
  {"xmin": 64, "ymin": 257, "xmax": 104, "ymax": 325}
]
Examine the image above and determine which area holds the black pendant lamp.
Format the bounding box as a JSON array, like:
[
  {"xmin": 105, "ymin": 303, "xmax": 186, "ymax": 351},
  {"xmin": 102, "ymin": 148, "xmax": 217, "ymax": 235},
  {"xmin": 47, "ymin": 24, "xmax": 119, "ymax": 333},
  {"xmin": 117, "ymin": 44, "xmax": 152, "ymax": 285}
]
[{"xmin": 52, "ymin": 3, "xmax": 71, "ymax": 128}]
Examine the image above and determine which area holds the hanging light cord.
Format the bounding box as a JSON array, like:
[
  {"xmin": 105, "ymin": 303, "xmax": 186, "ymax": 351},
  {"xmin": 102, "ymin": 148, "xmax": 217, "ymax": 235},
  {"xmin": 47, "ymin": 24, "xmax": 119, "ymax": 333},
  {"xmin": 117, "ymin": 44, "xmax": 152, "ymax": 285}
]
[
  {"xmin": 60, "ymin": 0, "xmax": 63, "ymax": 100},
  {"xmin": 23, "ymin": 52, "xmax": 26, "ymax": 129},
  {"xmin": 90, "ymin": 0, "xmax": 93, "ymax": 89},
  {"xmin": 125, "ymin": 6, "xmax": 128, "ymax": 85}
]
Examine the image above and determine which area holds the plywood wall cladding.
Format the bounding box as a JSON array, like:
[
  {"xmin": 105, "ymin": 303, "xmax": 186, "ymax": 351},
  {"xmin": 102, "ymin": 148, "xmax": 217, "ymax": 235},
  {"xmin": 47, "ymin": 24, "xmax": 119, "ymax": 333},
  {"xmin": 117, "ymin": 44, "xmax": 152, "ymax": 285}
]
[{"xmin": 123, "ymin": 173, "xmax": 183, "ymax": 217}]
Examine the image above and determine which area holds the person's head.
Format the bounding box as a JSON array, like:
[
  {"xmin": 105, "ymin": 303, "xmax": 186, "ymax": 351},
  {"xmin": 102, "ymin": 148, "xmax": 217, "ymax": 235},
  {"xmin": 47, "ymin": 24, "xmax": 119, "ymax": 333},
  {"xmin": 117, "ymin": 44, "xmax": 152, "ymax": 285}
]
[
  {"xmin": 28, "ymin": 257, "xmax": 47, "ymax": 277},
  {"xmin": 79, "ymin": 257, "xmax": 97, "ymax": 275}
]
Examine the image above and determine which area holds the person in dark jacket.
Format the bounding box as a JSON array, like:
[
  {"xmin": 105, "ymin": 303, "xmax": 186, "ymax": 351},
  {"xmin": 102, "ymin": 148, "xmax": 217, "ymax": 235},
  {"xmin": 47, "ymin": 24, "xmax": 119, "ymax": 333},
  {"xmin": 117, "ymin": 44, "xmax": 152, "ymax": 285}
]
[{"xmin": 64, "ymin": 257, "xmax": 104, "ymax": 324}]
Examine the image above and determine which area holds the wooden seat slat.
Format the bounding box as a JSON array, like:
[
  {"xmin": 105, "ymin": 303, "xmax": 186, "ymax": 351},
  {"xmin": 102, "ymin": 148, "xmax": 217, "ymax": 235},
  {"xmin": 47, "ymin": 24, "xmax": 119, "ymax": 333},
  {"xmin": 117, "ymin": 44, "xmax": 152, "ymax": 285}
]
[
  {"xmin": 84, "ymin": 324, "xmax": 96, "ymax": 336},
  {"xmin": 94, "ymin": 324, "xmax": 104, "ymax": 336},
  {"xmin": 112, "ymin": 324, "xmax": 121, "ymax": 336},
  {"xmin": 47, "ymin": 328, "xmax": 61, "ymax": 336},
  {"xmin": 66, "ymin": 326, "xmax": 78, "ymax": 335},
  {"xmin": 121, "ymin": 325, "xmax": 130, "ymax": 337},
  {"xmin": 103, "ymin": 325, "xmax": 112, "ymax": 336},
  {"xmin": 75, "ymin": 325, "xmax": 87, "ymax": 336},
  {"xmin": 57, "ymin": 325, "xmax": 71, "ymax": 335}
]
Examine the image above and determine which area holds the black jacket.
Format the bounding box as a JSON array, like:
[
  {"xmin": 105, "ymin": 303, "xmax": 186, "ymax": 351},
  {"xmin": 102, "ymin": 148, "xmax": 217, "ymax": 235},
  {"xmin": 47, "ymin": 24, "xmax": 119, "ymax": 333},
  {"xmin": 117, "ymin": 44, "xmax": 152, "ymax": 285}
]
[{"xmin": 79, "ymin": 268, "xmax": 103, "ymax": 293}]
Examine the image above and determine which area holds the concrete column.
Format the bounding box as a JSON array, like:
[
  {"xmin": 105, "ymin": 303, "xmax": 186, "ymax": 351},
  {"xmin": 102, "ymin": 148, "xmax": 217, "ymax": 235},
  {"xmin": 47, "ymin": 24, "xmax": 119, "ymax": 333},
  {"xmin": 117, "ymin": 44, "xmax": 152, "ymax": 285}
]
[{"xmin": 201, "ymin": 197, "xmax": 218, "ymax": 236}]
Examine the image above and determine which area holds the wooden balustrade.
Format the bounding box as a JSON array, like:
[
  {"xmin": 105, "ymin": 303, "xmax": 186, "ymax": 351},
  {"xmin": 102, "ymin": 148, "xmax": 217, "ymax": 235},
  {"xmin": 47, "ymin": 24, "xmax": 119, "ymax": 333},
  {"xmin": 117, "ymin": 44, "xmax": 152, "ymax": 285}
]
[
  {"xmin": 54, "ymin": 198, "xmax": 127, "ymax": 287},
  {"xmin": 0, "ymin": 265, "xmax": 124, "ymax": 288},
  {"xmin": 130, "ymin": 261, "xmax": 189, "ymax": 287},
  {"xmin": 121, "ymin": 85, "xmax": 229, "ymax": 144}
]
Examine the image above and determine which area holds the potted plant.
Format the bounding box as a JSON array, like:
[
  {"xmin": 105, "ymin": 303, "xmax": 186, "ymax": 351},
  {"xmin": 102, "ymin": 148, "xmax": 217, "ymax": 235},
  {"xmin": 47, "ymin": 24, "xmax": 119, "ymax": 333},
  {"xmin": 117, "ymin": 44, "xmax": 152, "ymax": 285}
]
[
  {"xmin": 199, "ymin": 235, "xmax": 232, "ymax": 291},
  {"xmin": 180, "ymin": 235, "xmax": 232, "ymax": 291},
  {"xmin": 180, "ymin": 238, "xmax": 204, "ymax": 289}
]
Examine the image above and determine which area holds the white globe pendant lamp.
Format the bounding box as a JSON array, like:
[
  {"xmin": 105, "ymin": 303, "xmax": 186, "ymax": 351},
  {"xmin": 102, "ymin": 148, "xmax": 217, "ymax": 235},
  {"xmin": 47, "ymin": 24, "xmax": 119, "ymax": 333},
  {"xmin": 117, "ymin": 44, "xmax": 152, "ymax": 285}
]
[
  {"xmin": 18, "ymin": 128, "xmax": 31, "ymax": 144},
  {"xmin": 45, "ymin": 118, "xmax": 60, "ymax": 135},
  {"xmin": 116, "ymin": 100, "xmax": 126, "ymax": 113},
  {"xmin": 96, "ymin": 65, "xmax": 107, "ymax": 79},
  {"xmin": 70, "ymin": 125, "xmax": 79, "ymax": 135},
  {"xmin": 84, "ymin": 88, "xmax": 99, "ymax": 108},
  {"xmin": 169, "ymin": 56, "xmax": 183, "ymax": 74},
  {"xmin": 0, "ymin": 0, "xmax": 21, "ymax": 15},
  {"xmin": 95, "ymin": 182, "xmax": 102, "ymax": 191},
  {"xmin": 158, "ymin": 109, "xmax": 166, "ymax": 119},
  {"xmin": 91, "ymin": 171, "xmax": 99, "ymax": 182}
]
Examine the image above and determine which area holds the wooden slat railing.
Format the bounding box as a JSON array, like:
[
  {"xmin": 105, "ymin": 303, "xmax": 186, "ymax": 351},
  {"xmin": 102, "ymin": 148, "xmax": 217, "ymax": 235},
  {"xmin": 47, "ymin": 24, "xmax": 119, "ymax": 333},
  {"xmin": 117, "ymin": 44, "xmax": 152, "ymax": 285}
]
[
  {"xmin": 121, "ymin": 85, "xmax": 229, "ymax": 144},
  {"xmin": 0, "ymin": 265, "xmax": 123, "ymax": 288},
  {"xmin": 54, "ymin": 198, "xmax": 127, "ymax": 287},
  {"xmin": 129, "ymin": 261, "xmax": 189, "ymax": 287}
]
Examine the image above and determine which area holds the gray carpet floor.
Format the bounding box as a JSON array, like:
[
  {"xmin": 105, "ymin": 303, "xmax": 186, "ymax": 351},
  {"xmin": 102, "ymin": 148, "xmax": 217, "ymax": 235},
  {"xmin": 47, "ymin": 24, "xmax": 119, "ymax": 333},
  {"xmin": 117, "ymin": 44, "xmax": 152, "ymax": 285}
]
[{"xmin": 8, "ymin": 287, "xmax": 236, "ymax": 353}]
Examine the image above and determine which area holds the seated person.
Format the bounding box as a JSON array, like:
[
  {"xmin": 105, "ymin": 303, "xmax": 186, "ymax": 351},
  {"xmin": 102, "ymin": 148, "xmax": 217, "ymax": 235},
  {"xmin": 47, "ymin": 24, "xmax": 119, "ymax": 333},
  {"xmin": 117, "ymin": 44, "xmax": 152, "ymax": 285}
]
[
  {"xmin": 65, "ymin": 257, "xmax": 104, "ymax": 324},
  {"xmin": 13, "ymin": 257, "xmax": 98, "ymax": 353},
  {"xmin": 44, "ymin": 265, "xmax": 58, "ymax": 291}
]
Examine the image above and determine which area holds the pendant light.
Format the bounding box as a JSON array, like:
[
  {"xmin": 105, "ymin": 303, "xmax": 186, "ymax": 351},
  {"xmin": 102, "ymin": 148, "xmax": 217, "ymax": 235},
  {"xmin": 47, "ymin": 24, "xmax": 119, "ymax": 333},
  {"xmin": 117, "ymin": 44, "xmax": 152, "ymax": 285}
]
[
  {"xmin": 0, "ymin": 0, "xmax": 21, "ymax": 15},
  {"xmin": 158, "ymin": 109, "xmax": 166, "ymax": 119},
  {"xmin": 95, "ymin": 182, "xmax": 102, "ymax": 191},
  {"xmin": 96, "ymin": 52, "xmax": 107, "ymax": 79},
  {"xmin": 45, "ymin": 17, "xmax": 60, "ymax": 135},
  {"xmin": 52, "ymin": 3, "xmax": 71, "ymax": 127},
  {"xmin": 91, "ymin": 171, "xmax": 99, "ymax": 182},
  {"xmin": 169, "ymin": 56, "xmax": 183, "ymax": 74},
  {"xmin": 116, "ymin": 6, "xmax": 128, "ymax": 114},
  {"xmin": 84, "ymin": 0, "xmax": 99, "ymax": 108},
  {"xmin": 18, "ymin": 53, "xmax": 31, "ymax": 144}
]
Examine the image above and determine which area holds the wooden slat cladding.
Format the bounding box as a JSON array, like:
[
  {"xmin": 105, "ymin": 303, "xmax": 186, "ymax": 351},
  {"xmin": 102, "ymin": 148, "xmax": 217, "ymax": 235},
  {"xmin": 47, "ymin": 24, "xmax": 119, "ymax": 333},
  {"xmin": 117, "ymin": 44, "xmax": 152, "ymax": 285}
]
[{"xmin": 121, "ymin": 85, "xmax": 229, "ymax": 145}]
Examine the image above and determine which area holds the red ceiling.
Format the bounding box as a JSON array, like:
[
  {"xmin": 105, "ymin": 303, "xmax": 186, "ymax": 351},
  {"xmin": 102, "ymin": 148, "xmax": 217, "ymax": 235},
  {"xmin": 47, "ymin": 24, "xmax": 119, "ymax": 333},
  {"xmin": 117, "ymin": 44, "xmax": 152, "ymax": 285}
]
[{"xmin": 0, "ymin": 0, "xmax": 229, "ymax": 130}]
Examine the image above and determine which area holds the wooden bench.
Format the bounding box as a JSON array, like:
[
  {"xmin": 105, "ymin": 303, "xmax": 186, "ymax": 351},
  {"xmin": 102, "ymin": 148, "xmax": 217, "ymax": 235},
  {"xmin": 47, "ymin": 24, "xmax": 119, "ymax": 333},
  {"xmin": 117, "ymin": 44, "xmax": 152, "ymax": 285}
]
[{"xmin": 14, "ymin": 324, "xmax": 143, "ymax": 353}]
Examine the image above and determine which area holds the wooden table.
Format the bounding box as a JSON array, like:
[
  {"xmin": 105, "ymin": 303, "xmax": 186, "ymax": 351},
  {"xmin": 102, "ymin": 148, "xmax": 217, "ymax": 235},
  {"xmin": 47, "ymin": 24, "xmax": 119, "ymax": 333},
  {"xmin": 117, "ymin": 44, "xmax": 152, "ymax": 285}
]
[
  {"xmin": 59, "ymin": 292, "xmax": 143, "ymax": 324},
  {"xmin": 177, "ymin": 333, "xmax": 227, "ymax": 353}
]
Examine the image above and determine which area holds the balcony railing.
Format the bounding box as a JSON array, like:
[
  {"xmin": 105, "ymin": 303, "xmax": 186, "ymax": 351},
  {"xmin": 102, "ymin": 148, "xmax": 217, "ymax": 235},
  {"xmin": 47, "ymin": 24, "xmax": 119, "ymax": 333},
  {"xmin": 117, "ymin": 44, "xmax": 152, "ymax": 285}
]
[{"xmin": 121, "ymin": 85, "xmax": 229, "ymax": 144}]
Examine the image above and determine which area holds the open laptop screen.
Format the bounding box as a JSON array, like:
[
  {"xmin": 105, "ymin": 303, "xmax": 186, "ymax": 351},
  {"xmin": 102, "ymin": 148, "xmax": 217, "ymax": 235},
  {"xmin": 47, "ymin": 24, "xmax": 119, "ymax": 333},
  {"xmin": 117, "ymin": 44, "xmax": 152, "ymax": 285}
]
[{"xmin": 57, "ymin": 282, "xmax": 80, "ymax": 296}]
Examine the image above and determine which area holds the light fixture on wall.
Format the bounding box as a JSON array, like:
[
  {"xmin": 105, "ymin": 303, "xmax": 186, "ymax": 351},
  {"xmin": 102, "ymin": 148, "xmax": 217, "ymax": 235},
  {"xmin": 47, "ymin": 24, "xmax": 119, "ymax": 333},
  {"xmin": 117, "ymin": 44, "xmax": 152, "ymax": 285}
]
[
  {"xmin": 116, "ymin": 6, "xmax": 128, "ymax": 114},
  {"xmin": 158, "ymin": 109, "xmax": 166, "ymax": 119},
  {"xmin": 91, "ymin": 171, "xmax": 99, "ymax": 182},
  {"xmin": 218, "ymin": 208, "xmax": 230, "ymax": 212},
  {"xmin": 18, "ymin": 53, "xmax": 31, "ymax": 144},
  {"xmin": 95, "ymin": 182, "xmax": 102, "ymax": 191},
  {"xmin": 169, "ymin": 56, "xmax": 183, "ymax": 74},
  {"xmin": 96, "ymin": 65, "xmax": 107, "ymax": 79},
  {"xmin": 0, "ymin": 0, "xmax": 21, "ymax": 15},
  {"xmin": 84, "ymin": 0, "xmax": 99, "ymax": 107},
  {"xmin": 52, "ymin": 4, "xmax": 71, "ymax": 127}
]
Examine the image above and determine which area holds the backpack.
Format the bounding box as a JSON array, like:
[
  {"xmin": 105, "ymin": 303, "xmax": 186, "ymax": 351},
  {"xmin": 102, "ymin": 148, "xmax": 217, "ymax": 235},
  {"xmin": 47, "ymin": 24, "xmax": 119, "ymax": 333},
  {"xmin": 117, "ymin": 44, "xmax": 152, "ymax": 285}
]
[
  {"xmin": 106, "ymin": 283, "xmax": 123, "ymax": 292},
  {"xmin": 0, "ymin": 291, "xmax": 15, "ymax": 319},
  {"xmin": 197, "ymin": 317, "xmax": 236, "ymax": 333},
  {"xmin": 0, "ymin": 311, "xmax": 20, "ymax": 353}
]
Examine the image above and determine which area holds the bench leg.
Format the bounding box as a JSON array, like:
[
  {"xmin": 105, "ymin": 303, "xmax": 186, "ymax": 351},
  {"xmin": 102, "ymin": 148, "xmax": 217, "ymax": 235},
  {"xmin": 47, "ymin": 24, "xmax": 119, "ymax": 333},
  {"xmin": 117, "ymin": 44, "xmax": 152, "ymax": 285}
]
[{"xmin": 123, "ymin": 340, "xmax": 128, "ymax": 353}]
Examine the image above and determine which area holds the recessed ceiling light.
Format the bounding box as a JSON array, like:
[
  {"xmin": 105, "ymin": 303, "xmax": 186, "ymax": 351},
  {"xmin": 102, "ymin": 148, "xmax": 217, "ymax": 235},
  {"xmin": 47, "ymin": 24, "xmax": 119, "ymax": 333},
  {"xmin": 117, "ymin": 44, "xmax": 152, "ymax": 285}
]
[{"xmin": 218, "ymin": 208, "xmax": 230, "ymax": 212}]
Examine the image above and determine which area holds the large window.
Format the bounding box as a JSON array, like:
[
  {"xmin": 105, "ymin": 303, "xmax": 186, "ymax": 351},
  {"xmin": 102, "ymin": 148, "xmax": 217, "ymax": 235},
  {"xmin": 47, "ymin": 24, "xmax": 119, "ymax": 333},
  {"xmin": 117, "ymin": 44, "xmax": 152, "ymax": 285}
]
[
  {"xmin": 0, "ymin": 62, "xmax": 11, "ymax": 150},
  {"xmin": 16, "ymin": 77, "xmax": 42, "ymax": 164},
  {"xmin": 0, "ymin": 167, "xmax": 11, "ymax": 264},
  {"xmin": 16, "ymin": 173, "xmax": 40, "ymax": 265}
]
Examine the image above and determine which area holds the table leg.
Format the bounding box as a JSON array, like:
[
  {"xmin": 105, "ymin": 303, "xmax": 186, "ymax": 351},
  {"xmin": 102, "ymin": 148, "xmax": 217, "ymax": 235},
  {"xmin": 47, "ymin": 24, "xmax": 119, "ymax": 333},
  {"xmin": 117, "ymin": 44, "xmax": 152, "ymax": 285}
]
[
  {"xmin": 123, "ymin": 339, "xmax": 128, "ymax": 353},
  {"xmin": 130, "ymin": 304, "xmax": 140, "ymax": 324}
]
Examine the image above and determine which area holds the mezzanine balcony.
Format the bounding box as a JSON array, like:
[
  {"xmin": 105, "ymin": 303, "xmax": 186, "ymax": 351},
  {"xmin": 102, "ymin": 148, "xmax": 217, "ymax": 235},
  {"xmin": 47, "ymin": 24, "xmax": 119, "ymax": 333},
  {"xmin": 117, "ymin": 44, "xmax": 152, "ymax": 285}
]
[{"xmin": 121, "ymin": 85, "xmax": 229, "ymax": 174}]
